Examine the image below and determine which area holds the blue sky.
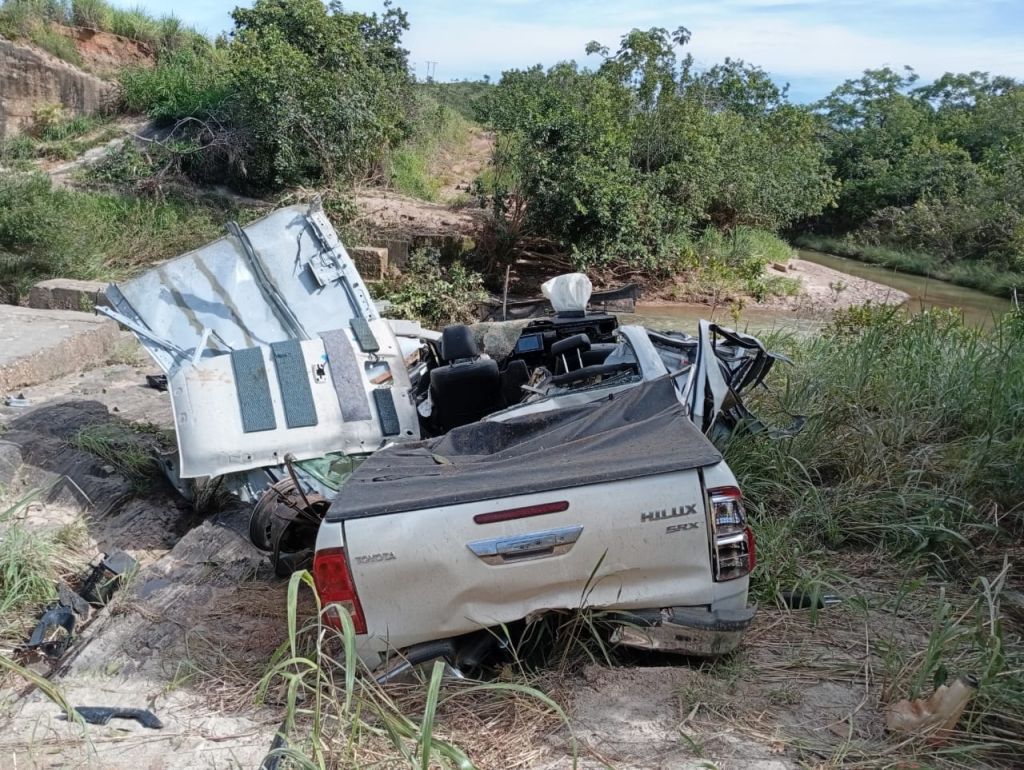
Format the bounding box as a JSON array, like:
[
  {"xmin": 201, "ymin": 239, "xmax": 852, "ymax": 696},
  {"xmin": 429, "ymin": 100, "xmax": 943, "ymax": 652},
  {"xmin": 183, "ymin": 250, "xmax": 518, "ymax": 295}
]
[{"xmin": 113, "ymin": 1, "xmax": 1024, "ymax": 102}]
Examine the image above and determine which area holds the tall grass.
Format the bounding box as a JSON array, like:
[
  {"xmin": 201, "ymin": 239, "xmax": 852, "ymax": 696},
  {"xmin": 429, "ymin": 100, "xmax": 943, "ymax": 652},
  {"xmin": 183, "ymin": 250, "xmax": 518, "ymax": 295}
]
[
  {"xmin": 387, "ymin": 95, "xmax": 473, "ymax": 201},
  {"xmin": 119, "ymin": 47, "xmax": 231, "ymax": 123},
  {"xmin": 795, "ymin": 234, "xmax": 1024, "ymax": 299},
  {"xmin": 0, "ymin": 0, "xmax": 201, "ymax": 58},
  {"xmin": 0, "ymin": 490, "xmax": 90, "ymax": 645},
  {"xmin": 728, "ymin": 306, "xmax": 1023, "ymax": 593},
  {"xmin": 718, "ymin": 305, "xmax": 1024, "ymax": 758},
  {"xmin": 0, "ymin": 172, "xmax": 255, "ymax": 302},
  {"xmin": 258, "ymin": 570, "xmax": 570, "ymax": 768}
]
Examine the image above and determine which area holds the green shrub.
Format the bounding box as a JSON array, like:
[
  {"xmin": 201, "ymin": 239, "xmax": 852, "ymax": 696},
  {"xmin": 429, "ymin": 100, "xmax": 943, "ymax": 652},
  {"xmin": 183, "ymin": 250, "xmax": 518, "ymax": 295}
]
[
  {"xmin": 225, "ymin": 0, "xmax": 412, "ymax": 190},
  {"xmin": 377, "ymin": 249, "xmax": 487, "ymax": 327},
  {"xmin": 485, "ymin": 31, "xmax": 835, "ymax": 275}
]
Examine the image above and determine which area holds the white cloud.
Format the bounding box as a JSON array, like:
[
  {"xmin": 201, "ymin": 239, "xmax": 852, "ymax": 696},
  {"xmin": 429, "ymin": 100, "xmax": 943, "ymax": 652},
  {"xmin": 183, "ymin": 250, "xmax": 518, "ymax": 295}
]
[{"xmin": 400, "ymin": 6, "xmax": 1024, "ymax": 92}]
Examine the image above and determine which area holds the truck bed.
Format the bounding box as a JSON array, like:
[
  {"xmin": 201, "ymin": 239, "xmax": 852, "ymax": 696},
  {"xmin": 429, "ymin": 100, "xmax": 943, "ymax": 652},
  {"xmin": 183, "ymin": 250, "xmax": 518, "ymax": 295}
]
[{"xmin": 325, "ymin": 377, "xmax": 722, "ymax": 521}]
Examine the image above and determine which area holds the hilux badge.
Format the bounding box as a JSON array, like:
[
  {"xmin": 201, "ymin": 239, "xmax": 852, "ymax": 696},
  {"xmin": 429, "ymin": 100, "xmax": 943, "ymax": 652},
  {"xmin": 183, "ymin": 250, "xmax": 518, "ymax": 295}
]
[{"xmin": 640, "ymin": 504, "xmax": 697, "ymax": 523}]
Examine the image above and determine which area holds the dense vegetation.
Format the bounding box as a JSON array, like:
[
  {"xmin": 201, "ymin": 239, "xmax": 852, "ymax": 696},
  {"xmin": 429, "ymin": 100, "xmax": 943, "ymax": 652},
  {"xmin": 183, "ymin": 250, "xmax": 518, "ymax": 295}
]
[
  {"xmin": 0, "ymin": 172, "xmax": 256, "ymax": 301},
  {"xmin": 803, "ymin": 68, "xmax": 1024, "ymax": 295},
  {"xmin": 724, "ymin": 304, "xmax": 1024, "ymax": 755},
  {"xmin": 2, "ymin": 0, "xmax": 1022, "ymax": 298},
  {"xmin": 116, "ymin": 0, "xmax": 413, "ymax": 191},
  {"xmin": 483, "ymin": 29, "xmax": 835, "ymax": 280}
]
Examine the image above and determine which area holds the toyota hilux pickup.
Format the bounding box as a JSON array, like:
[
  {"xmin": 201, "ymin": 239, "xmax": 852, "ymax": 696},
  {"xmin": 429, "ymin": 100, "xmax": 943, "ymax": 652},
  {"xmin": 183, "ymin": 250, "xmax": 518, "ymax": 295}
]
[
  {"xmin": 314, "ymin": 375, "xmax": 757, "ymax": 675},
  {"xmin": 99, "ymin": 203, "xmax": 772, "ymax": 675}
]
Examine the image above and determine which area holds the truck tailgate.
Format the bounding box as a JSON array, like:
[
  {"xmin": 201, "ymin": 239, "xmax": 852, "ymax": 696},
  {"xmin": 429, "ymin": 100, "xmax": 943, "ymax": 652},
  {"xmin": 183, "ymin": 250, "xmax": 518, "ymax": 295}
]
[{"xmin": 342, "ymin": 472, "xmax": 713, "ymax": 649}]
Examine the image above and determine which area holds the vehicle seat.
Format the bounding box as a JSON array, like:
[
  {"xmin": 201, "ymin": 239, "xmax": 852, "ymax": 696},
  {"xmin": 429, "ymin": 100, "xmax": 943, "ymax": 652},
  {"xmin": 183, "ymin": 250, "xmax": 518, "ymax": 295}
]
[
  {"xmin": 551, "ymin": 333, "xmax": 591, "ymax": 373},
  {"xmin": 430, "ymin": 325, "xmax": 501, "ymax": 430},
  {"xmin": 582, "ymin": 343, "xmax": 617, "ymax": 366}
]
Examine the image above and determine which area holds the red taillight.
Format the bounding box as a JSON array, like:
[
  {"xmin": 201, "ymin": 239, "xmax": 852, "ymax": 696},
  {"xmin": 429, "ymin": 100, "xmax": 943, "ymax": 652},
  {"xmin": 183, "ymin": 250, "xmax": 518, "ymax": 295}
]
[
  {"xmin": 312, "ymin": 547, "xmax": 367, "ymax": 634},
  {"xmin": 473, "ymin": 501, "xmax": 569, "ymax": 524},
  {"xmin": 708, "ymin": 486, "xmax": 754, "ymax": 581}
]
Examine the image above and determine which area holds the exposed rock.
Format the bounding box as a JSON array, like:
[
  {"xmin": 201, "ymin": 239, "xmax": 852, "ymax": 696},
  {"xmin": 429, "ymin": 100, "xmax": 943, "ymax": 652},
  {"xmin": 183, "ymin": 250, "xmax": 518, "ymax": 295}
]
[{"xmin": 0, "ymin": 37, "xmax": 114, "ymax": 137}]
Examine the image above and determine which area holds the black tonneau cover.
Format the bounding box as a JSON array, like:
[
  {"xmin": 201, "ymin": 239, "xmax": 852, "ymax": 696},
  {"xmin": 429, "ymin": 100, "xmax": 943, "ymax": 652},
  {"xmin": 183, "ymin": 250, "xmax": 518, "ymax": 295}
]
[{"xmin": 327, "ymin": 377, "xmax": 722, "ymax": 521}]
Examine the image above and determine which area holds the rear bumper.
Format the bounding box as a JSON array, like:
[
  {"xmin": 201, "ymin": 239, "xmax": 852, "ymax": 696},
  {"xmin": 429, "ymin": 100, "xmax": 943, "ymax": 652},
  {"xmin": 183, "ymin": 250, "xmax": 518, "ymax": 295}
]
[{"xmin": 609, "ymin": 604, "xmax": 756, "ymax": 656}]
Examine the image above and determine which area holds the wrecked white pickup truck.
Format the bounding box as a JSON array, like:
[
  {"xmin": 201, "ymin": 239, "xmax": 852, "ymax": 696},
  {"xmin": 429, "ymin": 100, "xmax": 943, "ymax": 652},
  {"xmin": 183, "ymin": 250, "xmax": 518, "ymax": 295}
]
[{"xmin": 100, "ymin": 203, "xmax": 784, "ymax": 674}]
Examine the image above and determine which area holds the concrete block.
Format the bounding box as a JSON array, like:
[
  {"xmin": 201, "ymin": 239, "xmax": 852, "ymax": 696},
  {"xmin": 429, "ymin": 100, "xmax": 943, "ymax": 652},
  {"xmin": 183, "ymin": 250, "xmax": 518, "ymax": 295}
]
[
  {"xmin": 28, "ymin": 278, "xmax": 110, "ymax": 312},
  {"xmin": 369, "ymin": 238, "xmax": 410, "ymax": 270},
  {"xmin": 0, "ymin": 305, "xmax": 120, "ymax": 393},
  {"xmin": 348, "ymin": 246, "xmax": 389, "ymax": 281}
]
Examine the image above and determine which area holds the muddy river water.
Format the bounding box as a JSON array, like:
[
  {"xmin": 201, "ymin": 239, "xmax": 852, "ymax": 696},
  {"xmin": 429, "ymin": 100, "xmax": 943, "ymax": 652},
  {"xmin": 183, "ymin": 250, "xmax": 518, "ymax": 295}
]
[{"xmin": 625, "ymin": 249, "xmax": 1013, "ymax": 333}]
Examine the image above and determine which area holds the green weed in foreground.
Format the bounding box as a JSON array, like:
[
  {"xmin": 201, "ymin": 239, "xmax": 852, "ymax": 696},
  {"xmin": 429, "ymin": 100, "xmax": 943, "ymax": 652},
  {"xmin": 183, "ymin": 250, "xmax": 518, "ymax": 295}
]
[
  {"xmin": 0, "ymin": 490, "xmax": 89, "ymax": 644},
  {"xmin": 70, "ymin": 422, "xmax": 158, "ymax": 490},
  {"xmin": 259, "ymin": 571, "xmax": 571, "ymax": 769},
  {"xmin": 377, "ymin": 248, "xmax": 487, "ymax": 328}
]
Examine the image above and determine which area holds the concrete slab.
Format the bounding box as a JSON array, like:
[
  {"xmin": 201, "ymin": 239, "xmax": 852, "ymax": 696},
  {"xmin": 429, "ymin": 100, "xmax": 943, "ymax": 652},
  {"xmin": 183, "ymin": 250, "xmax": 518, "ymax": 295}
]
[
  {"xmin": 0, "ymin": 304, "xmax": 120, "ymax": 393},
  {"xmin": 27, "ymin": 277, "xmax": 110, "ymax": 311}
]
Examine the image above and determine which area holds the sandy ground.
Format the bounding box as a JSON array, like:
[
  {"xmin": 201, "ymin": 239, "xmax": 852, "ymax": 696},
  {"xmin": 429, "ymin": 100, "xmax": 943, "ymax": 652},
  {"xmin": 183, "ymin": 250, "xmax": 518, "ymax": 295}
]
[
  {"xmin": 352, "ymin": 186, "xmax": 485, "ymax": 238},
  {"xmin": 775, "ymin": 257, "xmax": 909, "ymax": 313}
]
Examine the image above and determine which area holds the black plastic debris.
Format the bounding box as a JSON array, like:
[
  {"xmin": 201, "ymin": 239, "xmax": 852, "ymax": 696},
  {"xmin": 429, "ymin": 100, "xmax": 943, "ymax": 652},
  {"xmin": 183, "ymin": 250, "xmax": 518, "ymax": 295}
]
[
  {"xmin": 79, "ymin": 550, "xmax": 138, "ymax": 606},
  {"xmin": 145, "ymin": 374, "xmax": 168, "ymax": 392},
  {"xmin": 22, "ymin": 552, "xmax": 138, "ymax": 661},
  {"xmin": 72, "ymin": 706, "xmax": 164, "ymax": 729},
  {"xmin": 259, "ymin": 719, "xmax": 289, "ymax": 770},
  {"xmin": 24, "ymin": 606, "xmax": 76, "ymax": 659},
  {"xmin": 58, "ymin": 583, "xmax": 91, "ymax": 617},
  {"xmin": 780, "ymin": 591, "xmax": 843, "ymax": 610}
]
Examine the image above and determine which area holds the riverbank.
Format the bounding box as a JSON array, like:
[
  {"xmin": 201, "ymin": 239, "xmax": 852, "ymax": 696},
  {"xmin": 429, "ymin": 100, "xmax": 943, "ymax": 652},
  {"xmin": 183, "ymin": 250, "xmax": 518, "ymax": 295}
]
[
  {"xmin": 795, "ymin": 234, "xmax": 1024, "ymax": 299},
  {"xmin": 768, "ymin": 256, "xmax": 910, "ymax": 313},
  {"xmin": 638, "ymin": 254, "xmax": 910, "ymax": 332}
]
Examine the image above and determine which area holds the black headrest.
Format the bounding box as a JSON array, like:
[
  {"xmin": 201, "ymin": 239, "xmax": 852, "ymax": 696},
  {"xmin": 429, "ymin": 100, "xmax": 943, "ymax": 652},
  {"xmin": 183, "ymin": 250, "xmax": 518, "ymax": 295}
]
[
  {"xmin": 440, "ymin": 324, "xmax": 479, "ymax": 361},
  {"xmin": 551, "ymin": 333, "xmax": 591, "ymax": 358}
]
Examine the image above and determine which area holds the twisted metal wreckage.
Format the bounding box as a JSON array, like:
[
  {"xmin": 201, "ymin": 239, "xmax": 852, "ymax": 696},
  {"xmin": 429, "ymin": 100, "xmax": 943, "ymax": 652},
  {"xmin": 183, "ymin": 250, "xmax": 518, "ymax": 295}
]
[{"xmin": 99, "ymin": 202, "xmax": 798, "ymax": 569}]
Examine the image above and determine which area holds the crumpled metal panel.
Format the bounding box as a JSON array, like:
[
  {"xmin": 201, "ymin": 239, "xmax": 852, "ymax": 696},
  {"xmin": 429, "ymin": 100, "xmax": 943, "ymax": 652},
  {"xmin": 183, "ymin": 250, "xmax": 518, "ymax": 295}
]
[
  {"xmin": 100, "ymin": 203, "xmax": 418, "ymax": 479},
  {"xmin": 102, "ymin": 203, "xmax": 378, "ymax": 370}
]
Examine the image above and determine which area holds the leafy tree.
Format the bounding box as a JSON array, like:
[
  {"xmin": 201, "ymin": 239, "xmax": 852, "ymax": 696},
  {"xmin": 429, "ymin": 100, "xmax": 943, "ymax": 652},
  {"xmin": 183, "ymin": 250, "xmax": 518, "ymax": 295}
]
[
  {"xmin": 227, "ymin": 0, "xmax": 411, "ymax": 189},
  {"xmin": 484, "ymin": 28, "xmax": 835, "ymax": 272},
  {"xmin": 812, "ymin": 67, "xmax": 1024, "ymax": 279}
]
